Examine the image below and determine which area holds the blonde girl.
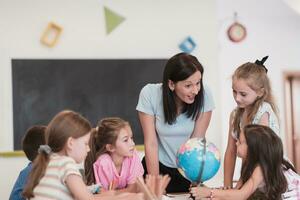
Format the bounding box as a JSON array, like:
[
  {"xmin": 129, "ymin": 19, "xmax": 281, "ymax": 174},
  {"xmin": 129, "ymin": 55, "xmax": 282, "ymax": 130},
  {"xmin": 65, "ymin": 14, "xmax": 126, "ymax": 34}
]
[
  {"xmin": 84, "ymin": 117, "xmax": 144, "ymax": 193},
  {"xmin": 23, "ymin": 110, "xmax": 143, "ymax": 200},
  {"xmin": 223, "ymin": 56, "xmax": 280, "ymax": 188}
]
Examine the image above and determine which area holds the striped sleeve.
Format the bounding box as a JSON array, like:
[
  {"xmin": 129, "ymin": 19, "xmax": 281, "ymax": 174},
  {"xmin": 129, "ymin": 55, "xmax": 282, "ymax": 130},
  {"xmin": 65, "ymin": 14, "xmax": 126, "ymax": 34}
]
[{"xmin": 60, "ymin": 157, "xmax": 82, "ymax": 184}]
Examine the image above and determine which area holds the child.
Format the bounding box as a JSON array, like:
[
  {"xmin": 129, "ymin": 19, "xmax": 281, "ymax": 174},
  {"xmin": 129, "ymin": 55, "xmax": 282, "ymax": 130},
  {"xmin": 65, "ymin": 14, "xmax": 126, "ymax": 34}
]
[
  {"xmin": 84, "ymin": 117, "xmax": 144, "ymax": 193},
  {"xmin": 9, "ymin": 125, "xmax": 46, "ymax": 200},
  {"xmin": 22, "ymin": 110, "xmax": 144, "ymax": 200},
  {"xmin": 223, "ymin": 56, "xmax": 280, "ymax": 188},
  {"xmin": 191, "ymin": 124, "xmax": 300, "ymax": 200}
]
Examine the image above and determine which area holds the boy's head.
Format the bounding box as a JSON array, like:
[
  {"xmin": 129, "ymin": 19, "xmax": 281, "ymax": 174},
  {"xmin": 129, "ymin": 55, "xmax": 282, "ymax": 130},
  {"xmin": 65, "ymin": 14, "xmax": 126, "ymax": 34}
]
[{"xmin": 22, "ymin": 125, "xmax": 47, "ymax": 161}]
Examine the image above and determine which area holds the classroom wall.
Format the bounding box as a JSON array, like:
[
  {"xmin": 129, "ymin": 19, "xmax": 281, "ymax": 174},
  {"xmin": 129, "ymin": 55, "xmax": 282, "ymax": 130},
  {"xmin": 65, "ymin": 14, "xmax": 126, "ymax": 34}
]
[
  {"xmin": 1, "ymin": 0, "xmax": 300, "ymax": 199},
  {"xmin": 217, "ymin": 0, "xmax": 300, "ymax": 180},
  {"xmin": 0, "ymin": 0, "xmax": 219, "ymax": 151},
  {"xmin": 0, "ymin": 0, "xmax": 220, "ymax": 198},
  {"xmin": 217, "ymin": 0, "xmax": 300, "ymax": 154}
]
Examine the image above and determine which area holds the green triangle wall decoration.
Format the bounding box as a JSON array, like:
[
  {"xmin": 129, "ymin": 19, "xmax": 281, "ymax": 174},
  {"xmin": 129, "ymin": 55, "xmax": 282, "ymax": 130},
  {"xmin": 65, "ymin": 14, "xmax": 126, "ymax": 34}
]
[{"xmin": 104, "ymin": 6, "xmax": 125, "ymax": 34}]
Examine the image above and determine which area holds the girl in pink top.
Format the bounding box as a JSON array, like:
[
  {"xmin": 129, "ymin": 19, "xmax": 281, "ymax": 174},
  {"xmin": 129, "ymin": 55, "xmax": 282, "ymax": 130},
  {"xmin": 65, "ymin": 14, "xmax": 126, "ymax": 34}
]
[{"xmin": 85, "ymin": 117, "xmax": 144, "ymax": 193}]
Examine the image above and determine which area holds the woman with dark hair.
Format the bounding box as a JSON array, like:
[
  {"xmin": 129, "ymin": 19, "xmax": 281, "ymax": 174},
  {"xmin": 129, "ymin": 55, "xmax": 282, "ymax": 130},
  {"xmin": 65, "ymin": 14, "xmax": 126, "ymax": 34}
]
[{"xmin": 136, "ymin": 52, "xmax": 215, "ymax": 192}]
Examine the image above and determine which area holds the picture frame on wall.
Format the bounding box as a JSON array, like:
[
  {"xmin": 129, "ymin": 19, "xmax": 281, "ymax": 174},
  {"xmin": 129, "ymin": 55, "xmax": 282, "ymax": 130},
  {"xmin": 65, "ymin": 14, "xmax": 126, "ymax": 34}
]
[{"xmin": 40, "ymin": 22, "xmax": 63, "ymax": 47}]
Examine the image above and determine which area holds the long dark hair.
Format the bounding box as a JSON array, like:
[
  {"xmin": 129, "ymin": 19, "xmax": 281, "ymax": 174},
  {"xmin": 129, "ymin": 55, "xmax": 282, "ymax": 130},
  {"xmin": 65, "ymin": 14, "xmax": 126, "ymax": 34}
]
[
  {"xmin": 162, "ymin": 52, "xmax": 204, "ymax": 124},
  {"xmin": 84, "ymin": 117, "xmax": 129, "ymax": 185},
  {"xmin": 241, "ymin": 124, "xmax": 295, "ymax": 200},
  {"xmin": 23, "ymin": 110, "xmax": 92, "ymax": 198}
]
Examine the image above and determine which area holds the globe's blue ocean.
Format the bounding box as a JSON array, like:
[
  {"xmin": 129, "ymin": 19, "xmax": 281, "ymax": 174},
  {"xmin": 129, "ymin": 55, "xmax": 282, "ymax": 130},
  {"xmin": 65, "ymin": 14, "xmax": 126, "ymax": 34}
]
[{"xmin": 177, "ymin": 138, "xmax": 221, "ymax": 183}]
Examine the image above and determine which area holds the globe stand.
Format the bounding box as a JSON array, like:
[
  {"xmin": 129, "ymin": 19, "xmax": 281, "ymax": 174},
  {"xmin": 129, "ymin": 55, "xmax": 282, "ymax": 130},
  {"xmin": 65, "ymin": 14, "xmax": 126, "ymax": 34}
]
[{"xmin": 189, "ymin": 138, "xmax": 207, "ymax": 200}]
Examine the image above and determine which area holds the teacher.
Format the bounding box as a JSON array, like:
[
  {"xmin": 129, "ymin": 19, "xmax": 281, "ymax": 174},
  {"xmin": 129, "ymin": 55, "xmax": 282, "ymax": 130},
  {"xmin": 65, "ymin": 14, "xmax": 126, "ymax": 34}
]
[{"xmin": 136, "ymin": 52, "xmax": 215, "ymax": 192}]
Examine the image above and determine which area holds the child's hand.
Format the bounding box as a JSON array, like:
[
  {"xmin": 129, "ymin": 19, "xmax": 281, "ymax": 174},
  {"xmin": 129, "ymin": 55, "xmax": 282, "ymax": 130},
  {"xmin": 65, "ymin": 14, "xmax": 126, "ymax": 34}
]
[
  {"xmin": 190, "ymin": 186, "xmax": 211, "ymax": 200},
  {"xmin": 144, "ymin": 174, "xmax": 170, "ymax": 198}
]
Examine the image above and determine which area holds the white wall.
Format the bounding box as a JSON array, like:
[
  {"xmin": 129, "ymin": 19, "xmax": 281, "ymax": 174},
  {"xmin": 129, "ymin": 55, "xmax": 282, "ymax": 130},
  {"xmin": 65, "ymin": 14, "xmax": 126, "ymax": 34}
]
[
  {"xmin": 0, "ymin": 156, "xmax": 29, "ymax": 199},
  {"xmin": 0, "ymin": 0, "xmax": 220, "ymax": 151},
  {"xmin": 0, "ymin": 0, "xmax": 220, "ymax": 198}
]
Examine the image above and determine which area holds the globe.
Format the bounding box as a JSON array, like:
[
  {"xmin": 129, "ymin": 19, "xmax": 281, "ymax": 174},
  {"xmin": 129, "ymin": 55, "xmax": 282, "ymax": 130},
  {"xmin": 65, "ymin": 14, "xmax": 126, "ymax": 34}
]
[{"xmin": 176, "ymin": 137, "xmax": 221, "ymax": 183}]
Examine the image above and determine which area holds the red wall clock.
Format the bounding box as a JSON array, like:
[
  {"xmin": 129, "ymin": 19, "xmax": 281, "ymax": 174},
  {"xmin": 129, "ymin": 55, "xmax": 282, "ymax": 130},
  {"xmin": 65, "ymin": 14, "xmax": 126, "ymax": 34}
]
[{"xmin": 227, "ymin": 22, "xmax": 247, "ymax": 43}]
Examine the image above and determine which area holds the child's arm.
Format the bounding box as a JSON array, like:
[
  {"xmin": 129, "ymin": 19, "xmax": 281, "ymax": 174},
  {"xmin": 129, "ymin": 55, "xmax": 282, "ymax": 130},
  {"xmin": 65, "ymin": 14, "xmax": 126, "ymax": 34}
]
[
  {"xmin": 65, "ymin": 174, "xmax": 94, "ymax": 200},
  {"xmin": 223, "ymin": 111, "xmax": 237, "ymax": 188},
  {"xmin": 94, "ymin": 192, "xmax": 144, "ymax": 200},
  {"xmin": 114, "ymin": 183, "xmax": 137, "ymax": 193},
  {"xmin": 234, "ymin": 178, "xmax": 243, "ymax": 189},
  {"xmin": 258, "ymin": 112, "xmax": 269, "ymax": 126},
  {"xmin": 76, "ymin": 187, "xmax": 144, "ymax": 200},
  {"xmin": 66, "ymin": 175, "xmax": 136, "ymax": 200},
  {"xmin": 191, "ymin": 166, "xmax": 264, "ymax": 200}
]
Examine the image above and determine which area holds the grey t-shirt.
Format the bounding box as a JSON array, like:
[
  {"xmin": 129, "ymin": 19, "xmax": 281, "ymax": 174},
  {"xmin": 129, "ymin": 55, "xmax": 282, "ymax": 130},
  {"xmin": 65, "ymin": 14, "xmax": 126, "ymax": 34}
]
[{"xmin": 136, "ymin": 83, "xmax": 215, "ymax": 168}]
